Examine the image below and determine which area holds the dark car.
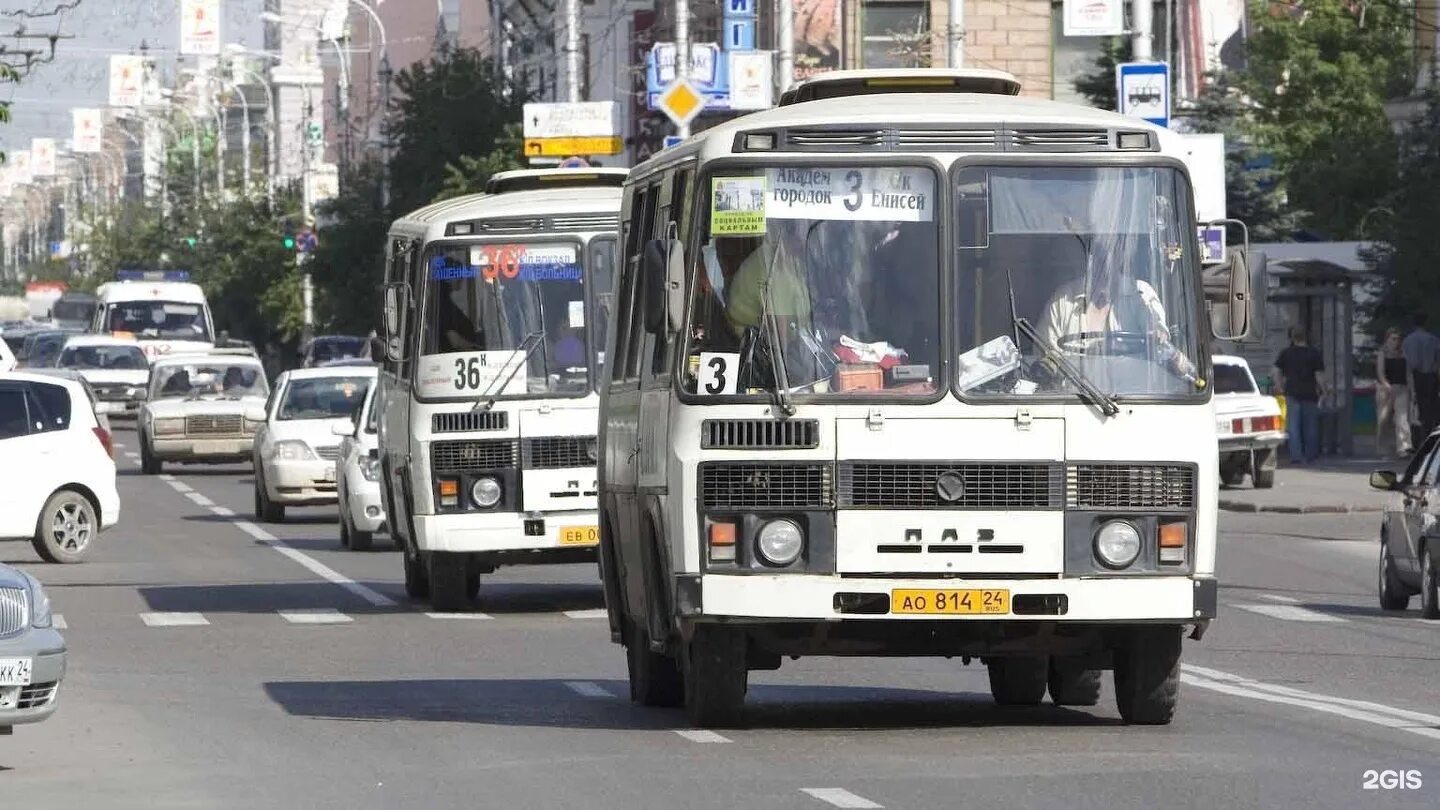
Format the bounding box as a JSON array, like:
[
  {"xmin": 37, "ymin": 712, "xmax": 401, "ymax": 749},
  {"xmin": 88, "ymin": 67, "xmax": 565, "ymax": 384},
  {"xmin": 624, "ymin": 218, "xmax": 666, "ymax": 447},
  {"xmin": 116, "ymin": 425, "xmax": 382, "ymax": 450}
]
[
  {"xmin": 1371, "ymin": 431, "xmax": 1440, "ymax": 617},
  {"xmin": 300, "ymin": 335, "xmax": 372, "ymax": 368}
]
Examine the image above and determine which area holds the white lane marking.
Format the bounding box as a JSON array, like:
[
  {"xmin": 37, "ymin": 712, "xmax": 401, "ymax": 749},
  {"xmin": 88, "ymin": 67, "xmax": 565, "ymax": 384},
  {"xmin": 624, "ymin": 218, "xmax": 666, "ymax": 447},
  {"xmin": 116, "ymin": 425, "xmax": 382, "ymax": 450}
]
[
  {"xmin": 52, "ymin": 614, "xmax": 66, "ymax": 630},
  {"xmin": 1182, "ymin": 666, "xmax": 1440, "ymax": 743},
  {"xmin": 801, "ymin": 788, "xmax": 883, "ymax": 809},
  {"xmin": 124, "ymin": 452, "xmax": 139, "ymax": 461},
  {"xmin": 165, "ymin": 479, "xmax": 194, "ymax": 494},
  {"xmin": 425, "ymin": 612, "xmax": 494, "ymax": 620},
  {"xmin": 157, "ymin": 474, "xmax": 176, "ymax": 483},
  {"xmin": 113, "ymin": 441, "xmax": 126, "ymax": 449},
  {"xmin": 1233, "ymin": 603, "xmax": 1345, "ymax": 623},
  {"xmin": 564, "ymin": 681, "xmax": 611, "ymax": 698},
  {"xmin": 279, "ymin": 609, "xmax": 354, "ymax": 625},
  {"xmin": 233, "ymin": 519, "xmax": 396, "ymax": 608},
  {"xmin": 140, "ymin": 612, "xmax": 209, "ymax": 627},
  {"xmin": 210, "ymin": 505, "xmax": 235, "ymax": 517},
  {"xmin": 1257, "ymin": 593, "xmax": 1301, "ymax": 604},
  {"xmin": 563, "ymin": 608, "xmax": 607, "ymax": 619},
  {"xmin": 672, "ymin": 729, "xmax": 731, "ymax": 743},
  {"xmin": 184, "ymin": 491, "xmax": 215, "ymax": 508}
]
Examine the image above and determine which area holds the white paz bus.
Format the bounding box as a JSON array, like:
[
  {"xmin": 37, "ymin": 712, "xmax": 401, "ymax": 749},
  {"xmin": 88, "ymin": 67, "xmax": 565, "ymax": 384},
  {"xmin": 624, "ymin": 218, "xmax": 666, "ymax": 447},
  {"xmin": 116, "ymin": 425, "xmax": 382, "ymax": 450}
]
[
  {"xmin": 93, "ymin": 270, "xmax": 216, "ymax": 359},
  {"xmin": 598, "ymin": 69, "xmax": 1259, "ymax": 727},
  {"xmin": 378, "ymin": 168, "xmax": 626, "ymax": 611}
]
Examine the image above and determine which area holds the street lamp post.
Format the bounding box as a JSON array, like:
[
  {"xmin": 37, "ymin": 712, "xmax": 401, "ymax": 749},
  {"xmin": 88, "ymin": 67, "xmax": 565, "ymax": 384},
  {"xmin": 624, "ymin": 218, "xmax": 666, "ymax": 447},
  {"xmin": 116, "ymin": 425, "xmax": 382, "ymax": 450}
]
[{"xmin": 223, "ymin": 46, "xmax": 280, "ymax": 207}]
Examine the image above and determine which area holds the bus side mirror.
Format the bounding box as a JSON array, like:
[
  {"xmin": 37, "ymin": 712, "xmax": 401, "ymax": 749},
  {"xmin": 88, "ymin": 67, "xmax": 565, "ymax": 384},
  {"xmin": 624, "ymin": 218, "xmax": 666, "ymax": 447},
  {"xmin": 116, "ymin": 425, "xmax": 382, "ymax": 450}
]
[
  {"xmin": 1206, "ymin": 219, "xmax": 1265, "ymax": 343},
  {"xmin": 382, "ymin": 284, "xmax": 408, "ymax": 362},
  {"xmin": 665, "ymin": 235, "xmax": 686, "ymax": 334}
]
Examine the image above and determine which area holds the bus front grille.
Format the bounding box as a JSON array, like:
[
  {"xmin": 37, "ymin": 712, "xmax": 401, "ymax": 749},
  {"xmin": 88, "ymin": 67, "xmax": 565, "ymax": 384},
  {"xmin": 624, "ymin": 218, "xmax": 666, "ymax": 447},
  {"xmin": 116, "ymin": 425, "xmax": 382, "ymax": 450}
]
[
  {"xmin": 524, "ymin": 436, "xmax": 595, "ymax": 469},
  {"xmin": 699, "ymin": 462, "xmax": 834, "ymax": 510},
  {"xmin": 838, "ymin": 462, "xmax": 1062, "ymax": 510},
  {"xmin": 431, "ymin": 439, "xmax": 518, "ymax": 473},
  {"xmin": 432, "ymin": 410, "xmax": 508, "ymax": 433},
  {"xmin": 1066, "ymin": 464, "xmax": 1196, "ymax": 510}
]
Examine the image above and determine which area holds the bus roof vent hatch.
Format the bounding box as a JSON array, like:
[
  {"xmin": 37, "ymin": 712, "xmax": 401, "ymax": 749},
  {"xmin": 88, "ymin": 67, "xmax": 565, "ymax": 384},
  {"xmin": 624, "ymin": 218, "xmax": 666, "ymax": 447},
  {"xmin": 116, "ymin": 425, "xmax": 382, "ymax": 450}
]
[
  {"xmin": 484, "ymin": 168, "xmax": 630, "ymax": 195},
  {"xmin": 779, "ymin": 68, "xmax": 1022, "ymax": 106}
]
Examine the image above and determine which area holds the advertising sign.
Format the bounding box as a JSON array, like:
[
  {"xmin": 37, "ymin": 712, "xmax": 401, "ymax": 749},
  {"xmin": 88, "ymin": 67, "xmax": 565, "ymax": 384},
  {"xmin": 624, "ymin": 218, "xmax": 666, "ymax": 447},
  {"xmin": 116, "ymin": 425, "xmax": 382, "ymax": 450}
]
[
  {"xmin": 1063, "ymin": 0, "xmax": 1125, "ymax": 37},
  {"xmin": 180, "ymin": 0, "xmax": 221, "ymax": 56},
  {"xmin": 73, "ymin": 108, "xmax": 103, "ymax": 154},
  {"xmin": 793, "ymin": 0, "xmax": 841, "ymax": 82},
  {"xmin": 729, "ymin": 51, "xmax": 774, "ymax": 110},
  {"xmin": 109, "ymin": 54, "xmax": 144, "ymax": 107},
  {"xmin": 30, "ymin": 138, "xmax": 56, "ymax": 177}
]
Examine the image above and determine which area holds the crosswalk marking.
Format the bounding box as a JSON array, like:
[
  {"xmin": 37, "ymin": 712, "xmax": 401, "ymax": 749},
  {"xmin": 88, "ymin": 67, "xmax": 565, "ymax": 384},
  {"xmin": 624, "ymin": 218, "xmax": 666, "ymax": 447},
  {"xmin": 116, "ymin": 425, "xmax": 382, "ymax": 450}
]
[
  {"xmin": 564, "ymin": 681, "xmax": 611, "ymax": 698},
  {"xmin": 1234, "ymin": 603, "xmax": 1345, "ymax": 623},
  {"xmin": 672, "ymin": 729, "xmax": 731, "ymax": 743},
  {"xmin": 801, "ymin": 788, "xmax": 883, "ymax": 809},
  {"xmin": 562, "ymin": 608, "xmax": 607, "ymax": 619},
  {"xmin": 425, "ymin": 612, "xmax": 494, "ymax": 620},
  {"xmin": 52, "ymin": 614, "xmax": 66, "ymax": 630},
  {"xmin": 279, "ymin": 609, "xmax": 353, "ymax": 625},
  {"xmin": 140, "ymin": 612, "xmax": 210, "ymax": 627},
  {"xmin": 1257, "ymin": 593, "xmax": 1301, "ymax": 604}
]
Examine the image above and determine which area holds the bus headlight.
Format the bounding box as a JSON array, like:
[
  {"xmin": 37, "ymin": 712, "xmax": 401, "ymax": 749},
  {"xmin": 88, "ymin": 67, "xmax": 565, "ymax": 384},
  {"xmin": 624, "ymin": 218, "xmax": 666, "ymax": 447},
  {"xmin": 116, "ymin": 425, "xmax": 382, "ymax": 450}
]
[
  {"xmin": 1094, "ymin": 520, "xmax": 1142, "ymax": 569},
  {"xmin": 471, "ymin": 477, "xmax": 502, "ymax": 508},
  {"xmin": 756, "ymin": 519, "xmax": 804, "ymax": 566}
]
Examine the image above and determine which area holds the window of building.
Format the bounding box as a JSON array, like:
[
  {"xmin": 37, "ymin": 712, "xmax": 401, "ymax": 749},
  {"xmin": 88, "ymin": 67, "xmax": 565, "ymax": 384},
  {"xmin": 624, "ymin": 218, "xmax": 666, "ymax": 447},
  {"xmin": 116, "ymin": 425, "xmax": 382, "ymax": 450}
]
[{"xmin": 861, "ymin": 0, "xmax": 929, "ymax": 69}]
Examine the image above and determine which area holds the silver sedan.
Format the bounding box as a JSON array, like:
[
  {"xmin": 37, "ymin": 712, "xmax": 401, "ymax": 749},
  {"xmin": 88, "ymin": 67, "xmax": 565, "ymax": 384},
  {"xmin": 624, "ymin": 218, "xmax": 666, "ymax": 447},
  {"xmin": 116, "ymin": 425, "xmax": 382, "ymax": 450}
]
[{"xmin": 0, "ymin": 563, "xmax": 65, "ymax": 734}]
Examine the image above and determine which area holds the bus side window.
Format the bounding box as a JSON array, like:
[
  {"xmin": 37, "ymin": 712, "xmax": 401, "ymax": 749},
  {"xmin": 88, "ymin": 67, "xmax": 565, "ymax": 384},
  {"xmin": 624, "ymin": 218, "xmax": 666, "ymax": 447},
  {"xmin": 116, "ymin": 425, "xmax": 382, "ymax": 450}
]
[
  {"xmin": 624, "ymin": 184, "xmax": 661, "ymax": 381},
  {"xmin": 612, "ymin": 194, "xmax": 643, "ymax": 384},
  {"xmin": 649, "ymin": 168, "xmax": 691, "ymax": 380}
]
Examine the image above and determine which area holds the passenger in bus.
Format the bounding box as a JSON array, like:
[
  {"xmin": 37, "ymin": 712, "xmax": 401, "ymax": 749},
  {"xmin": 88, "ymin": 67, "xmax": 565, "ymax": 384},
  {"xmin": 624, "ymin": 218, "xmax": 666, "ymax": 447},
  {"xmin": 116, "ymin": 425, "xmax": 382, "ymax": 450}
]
[
  {"xmin": 548, "ymin": 308, "xmax": 586, "ymax": 369},
  {"xmin": 435, "ymin": 281, "xmax": 481, "ymax": 352},
  {"xmin": 724, "ymin": 220, "xmax": 813, "ymax": 337}
]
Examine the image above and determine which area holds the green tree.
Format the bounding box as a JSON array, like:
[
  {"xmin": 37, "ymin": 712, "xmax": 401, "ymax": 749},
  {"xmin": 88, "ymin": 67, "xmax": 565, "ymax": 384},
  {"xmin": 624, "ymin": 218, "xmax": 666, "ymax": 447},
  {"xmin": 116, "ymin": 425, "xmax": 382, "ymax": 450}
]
[
  {"xmin": 309, "ymin": 159, "xmax": 389, "ymax": 334},
  {"xmin": 1366, "ymin": 91, "xmax": 1440, "ymax": 333},
  {"xmin": 387, "ymin": 47, "xmax": 526, "ymax": 216},
  {"xmin": 1073, "ymin": 37, "xmax": 1132, "ymax": 111},
  {"xmin": 433, "ymin": 123, "xmax": 524, "ymax": 202}
]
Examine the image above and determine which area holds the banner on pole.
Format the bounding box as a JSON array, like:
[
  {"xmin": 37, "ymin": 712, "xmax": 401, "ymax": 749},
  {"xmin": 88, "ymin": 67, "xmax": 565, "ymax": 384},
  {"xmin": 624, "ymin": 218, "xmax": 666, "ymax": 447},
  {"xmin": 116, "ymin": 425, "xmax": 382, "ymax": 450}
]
[
  {"xmin": 10, "ymin": 150, "xmax": 32, "ymax": 185},
  {"xmin": 109, "ymin": 54, "xmax": 144, "ymax": 107},
  {"xmin": 31, "ymin": 138, "xmax": 56, "ymax": 177},
  {"xmin": 1063, "ymin": 0, "xmax": 1125, "ymax": 37},
  {"xmin": 180, "ymin": 0, "xmax": 221, "ymax": 56},
  {"xmin": 73, "ymin": 108, "xmax": 104, "ymax": 154}
]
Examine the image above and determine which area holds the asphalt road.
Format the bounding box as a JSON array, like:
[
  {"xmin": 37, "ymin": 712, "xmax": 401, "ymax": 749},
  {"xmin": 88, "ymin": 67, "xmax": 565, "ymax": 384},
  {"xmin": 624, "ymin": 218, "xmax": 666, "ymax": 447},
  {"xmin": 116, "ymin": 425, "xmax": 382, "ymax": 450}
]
[{"xmin": 2, "ymin": 427, "xmax": 1437, "ymax": 809}]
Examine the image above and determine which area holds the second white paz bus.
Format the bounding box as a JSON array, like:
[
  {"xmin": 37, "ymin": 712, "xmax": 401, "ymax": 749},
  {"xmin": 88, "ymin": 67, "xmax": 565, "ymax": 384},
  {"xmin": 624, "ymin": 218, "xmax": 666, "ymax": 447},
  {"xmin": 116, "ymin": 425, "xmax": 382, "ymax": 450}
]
[
  {"xmin": 598, "ymin": 69, "xmax": 1259, "ymax": 727},
  {"xmin": 378, "ymin": 168, "xmax": 625, "ymax": 611}
]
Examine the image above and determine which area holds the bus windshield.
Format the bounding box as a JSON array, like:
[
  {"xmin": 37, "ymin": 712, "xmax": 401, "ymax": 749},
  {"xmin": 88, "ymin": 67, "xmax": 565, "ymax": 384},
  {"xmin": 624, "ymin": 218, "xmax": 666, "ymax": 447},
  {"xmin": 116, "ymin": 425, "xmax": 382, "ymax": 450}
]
[
  {"xmin": 418, "ymin": 240, "xmax": 591, "ymax": 399},
  {"xmin": 953, "ymin": 164, "xmax": 1203, "ymax": 400},
  {"xmin": 683, "ymin": 164, "xmax": 941, "ymax": 398},
  {"xmin": 104, "ymin": 300, "xmax": 212, "ymax": 342}
]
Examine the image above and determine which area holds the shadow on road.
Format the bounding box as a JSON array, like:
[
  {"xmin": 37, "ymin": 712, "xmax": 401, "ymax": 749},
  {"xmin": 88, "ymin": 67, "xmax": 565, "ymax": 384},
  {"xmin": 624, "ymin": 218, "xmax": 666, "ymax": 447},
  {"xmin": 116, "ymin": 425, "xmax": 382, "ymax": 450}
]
[
  {"xmin": 135, "ymin": 581, "xmax": 414, "ymax": 614},
  {"xmin": 261, "ymin": 678, "xmax": 1115, "ymax": 731}
]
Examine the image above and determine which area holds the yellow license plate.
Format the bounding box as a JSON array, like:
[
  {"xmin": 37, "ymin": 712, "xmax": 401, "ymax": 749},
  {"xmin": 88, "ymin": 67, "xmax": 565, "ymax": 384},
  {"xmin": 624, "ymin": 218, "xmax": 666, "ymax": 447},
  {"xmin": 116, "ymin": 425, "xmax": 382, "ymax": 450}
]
[
  {"xmin": 559, "ymin": 525, "xmax": 599, "ymax": 546},
  {"xmin": 891, "ymin": 589, "xmax": 1010, "ymax": 615}
]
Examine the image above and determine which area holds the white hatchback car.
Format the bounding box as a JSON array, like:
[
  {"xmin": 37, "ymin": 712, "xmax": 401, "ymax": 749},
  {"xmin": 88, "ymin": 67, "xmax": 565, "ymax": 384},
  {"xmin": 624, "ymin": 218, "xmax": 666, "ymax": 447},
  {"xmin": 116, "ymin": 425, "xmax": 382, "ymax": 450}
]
[
  {"xmin": 250, "ymin": 366, "xmax": 377, "ymax": 523},
  {"xmin": 1214, "ymin": 354, "xmax": 1284, "ymax": 489},
  {"xmin": 138, "ymin": 354, "xmax": 270, "ymax": 474},
  {"xmin": 51, "ymin": 335, "xmax": 150, "ymax": 419},
  {"xmin": 333, "ymin": 383, "xmax": 388, "ymax": 550},
  {"xmin": 0, "ymin": 335, "xmax": 14, "ymax": 372},
  {"xmin": 0, "ymin": 372, "xmax": 120, "ymax": 562}
]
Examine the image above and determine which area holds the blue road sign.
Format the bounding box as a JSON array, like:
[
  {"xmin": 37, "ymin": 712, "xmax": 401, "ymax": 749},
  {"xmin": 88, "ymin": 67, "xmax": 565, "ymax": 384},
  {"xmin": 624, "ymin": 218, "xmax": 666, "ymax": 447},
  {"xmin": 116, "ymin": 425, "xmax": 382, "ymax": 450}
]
[
  {"xmin": 558, "ymin": 157, "xmax": 590, "ymax": 168},
  {"xmin": 663, "ymin": 135, "xmax": 684, "ymax": 149},
  {"xmin": 1117, "ymin": 61, "xmax": 1170, "ymax": 128},
  {"xmin": 297, "ymin": 229, "xmax": 318, "ymax": 254}
]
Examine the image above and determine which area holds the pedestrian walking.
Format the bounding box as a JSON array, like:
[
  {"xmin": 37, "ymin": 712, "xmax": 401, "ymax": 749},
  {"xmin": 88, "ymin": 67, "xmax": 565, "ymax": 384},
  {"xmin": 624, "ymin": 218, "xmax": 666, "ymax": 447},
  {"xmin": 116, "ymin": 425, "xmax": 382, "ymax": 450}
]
[
  {"xmin": 1274, "ymin": 327, "xmax": 1326, "ymax": 464},
  {"xmin": 1402, "ymin": 312, "xmax": 1440, "ymax": 444},
  {"xmin": 1376, "ymin": 327, "xmax": 1413, "ymax": 458}
]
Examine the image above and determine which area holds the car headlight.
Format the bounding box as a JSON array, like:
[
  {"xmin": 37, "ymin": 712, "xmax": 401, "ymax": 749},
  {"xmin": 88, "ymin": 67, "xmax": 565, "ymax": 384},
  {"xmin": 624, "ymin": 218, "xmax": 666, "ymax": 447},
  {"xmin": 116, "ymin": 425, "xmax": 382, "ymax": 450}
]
[
  {"xmin": 359, "ymin": 455, "xmax": 380, "ymax": 482},
  {"xmin": 272, "ymin": 440, "xmax": 317, "ymax": 461},
  {"xmin": 244, "ymin": 418, "xmax": 263, "ymax": 434},
  {"xmin": 585, "ymin": 437, "xmax": 599, "ymax": 463},
  {"xmin": 153, "ymin": 417, "xmax": 185, "ymax": 435},
  {"xmin": 756, "ymin": 519, "xmax": 804, "ymax": 566},
  {"xmin": 26, "ymin": 575, "xmax": 52, "ymax": 629},
  {"xmin": 1094, "ymin": 520, "xmax": 1142, "ymax": 569},
  {"xmin": 471, "ymin": 476, "xmax": 502, "ymax": 508}
]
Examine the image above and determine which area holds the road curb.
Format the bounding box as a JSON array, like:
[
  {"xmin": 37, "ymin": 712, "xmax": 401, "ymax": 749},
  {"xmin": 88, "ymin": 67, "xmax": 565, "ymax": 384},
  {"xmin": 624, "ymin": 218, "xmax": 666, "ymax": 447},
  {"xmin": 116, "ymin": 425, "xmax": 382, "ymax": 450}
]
[{"xmin": 1218, "ymin": 499, "xmax": 1382, "ymax": 515}]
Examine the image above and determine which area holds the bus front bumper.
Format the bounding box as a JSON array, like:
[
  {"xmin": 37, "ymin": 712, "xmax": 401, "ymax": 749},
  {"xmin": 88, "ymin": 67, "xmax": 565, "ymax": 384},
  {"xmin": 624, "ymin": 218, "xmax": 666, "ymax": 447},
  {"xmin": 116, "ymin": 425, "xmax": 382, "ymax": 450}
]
[
  {"xmin": 413, "ymin": 510, "xmax": 600, "ymax": 554},
  {"xmin": 675, "ymin": 574, "xmax": 1217, "ymax": 623}
]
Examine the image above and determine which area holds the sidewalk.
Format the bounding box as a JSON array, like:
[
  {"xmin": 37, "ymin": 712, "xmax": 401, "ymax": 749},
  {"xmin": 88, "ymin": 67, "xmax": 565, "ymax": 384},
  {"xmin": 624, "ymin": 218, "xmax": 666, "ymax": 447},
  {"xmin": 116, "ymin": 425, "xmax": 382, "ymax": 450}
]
[{"xmin": 1218, "ymin": 455, "xmax": 1396, "ymax": 514}]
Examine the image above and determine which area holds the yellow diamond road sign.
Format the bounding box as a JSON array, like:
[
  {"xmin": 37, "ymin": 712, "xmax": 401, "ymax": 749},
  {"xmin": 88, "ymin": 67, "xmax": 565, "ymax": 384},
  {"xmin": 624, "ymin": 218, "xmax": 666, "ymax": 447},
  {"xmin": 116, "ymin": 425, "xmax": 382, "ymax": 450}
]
[{"xmin": 658, "ymin": 78, "xmax": 705, "ymax": 128}]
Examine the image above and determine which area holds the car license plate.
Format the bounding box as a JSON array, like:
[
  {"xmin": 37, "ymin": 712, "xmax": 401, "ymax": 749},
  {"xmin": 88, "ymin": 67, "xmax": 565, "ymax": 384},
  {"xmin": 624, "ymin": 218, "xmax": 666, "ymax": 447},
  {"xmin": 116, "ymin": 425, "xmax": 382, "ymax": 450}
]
[
  {"xmin": 0, "ymin": 657, "xmax": 32, "ymax": 687},
  {"xmin": 192, "ymin": 440, "xmax": 233, "ymax": 454},
  {"xmin": 891, "ymin": 589, "xmax": 1010, "ymax": 615},
  {"xmin": 559, "ymin": 525, "xmax": 599, "ymax": 546}
]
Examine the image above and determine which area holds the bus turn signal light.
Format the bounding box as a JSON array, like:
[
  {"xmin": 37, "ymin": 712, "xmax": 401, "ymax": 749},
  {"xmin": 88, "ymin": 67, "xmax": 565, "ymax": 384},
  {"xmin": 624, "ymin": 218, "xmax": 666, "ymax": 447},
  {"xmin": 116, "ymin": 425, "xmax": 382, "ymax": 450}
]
[
  {"xmin": 1158, "ymin": 522, "xmax": 1186, "ymax": 564},
  {"xmin": 708, "ymin": 520, "xmax": 737, "ymax": 562}
]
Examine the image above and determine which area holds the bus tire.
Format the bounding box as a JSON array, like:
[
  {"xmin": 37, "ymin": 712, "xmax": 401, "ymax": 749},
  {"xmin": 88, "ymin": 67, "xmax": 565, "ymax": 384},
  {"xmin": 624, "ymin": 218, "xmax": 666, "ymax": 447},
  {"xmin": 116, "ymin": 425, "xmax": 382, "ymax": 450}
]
[
  {"xmin": 403, "ymin": 551, "xmax": 430, "ymax": 600},
  {"xmin": 1114, "ymin": 626, "xmax": 1182, "ymax": 725},
  {"xmin": 987, "ymin": 656, "xmax": 1048, "ymax": 706},
  {"xmin": 625, "ymin": 619, "xmax": 682, "ymax": 708},
  {"xmin": 683, "ymin": 625, "xmax": 747, "ymax": 728},
  {"xmin": 428, "ymin": 552, "xmax": 469, "ymax": 612},
  {"xmin": 1047, "ymin": 659, "xmax": 1102, "ymax": 706}
]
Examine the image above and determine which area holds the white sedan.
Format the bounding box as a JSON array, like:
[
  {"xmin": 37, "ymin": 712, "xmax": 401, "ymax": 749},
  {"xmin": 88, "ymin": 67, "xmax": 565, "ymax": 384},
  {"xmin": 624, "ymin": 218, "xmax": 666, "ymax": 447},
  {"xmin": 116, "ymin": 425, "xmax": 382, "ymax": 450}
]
[
  {"xmin": 51, "ymin": 335, "xmax": 150, "ymax": 419},
  {"xmin": 0, "ymin": 371, "xmax": 119, "ymax": 563},
  {"xmin": 1214, "ymin": 354, "xmax": 1284, "ymax": 489},
  {"xmin": 139, "ymin": 354, "xmax": 270, "ymax": 474},
  {"xmin": 333, "ymin": 382, "xmax": 388, "ymax": 550},
  {"xmin": 250, "ymin": 366, "xmax": 377, "ymax": 523}
]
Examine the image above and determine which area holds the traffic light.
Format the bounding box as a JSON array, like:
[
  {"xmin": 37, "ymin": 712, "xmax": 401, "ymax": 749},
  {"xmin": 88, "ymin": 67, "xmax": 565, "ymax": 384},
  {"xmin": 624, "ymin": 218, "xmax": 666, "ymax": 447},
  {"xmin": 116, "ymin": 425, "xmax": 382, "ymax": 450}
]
[
  {"xmin": 185, "ymin": 236, "xmax": 197, "ymax": 248},
  {"xmin": 283, "ymin": 234, "xmax": 296, "ymax": 250}
]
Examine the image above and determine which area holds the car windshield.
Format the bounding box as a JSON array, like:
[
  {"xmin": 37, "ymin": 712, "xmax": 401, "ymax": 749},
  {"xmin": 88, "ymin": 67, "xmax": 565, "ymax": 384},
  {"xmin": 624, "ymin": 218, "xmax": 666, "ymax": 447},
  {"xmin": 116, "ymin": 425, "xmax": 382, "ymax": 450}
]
[
  {"xmin": 27, "ymin": 333, "xmax": 73, "ymax": 367},
  {"xmin": 278, "ymin": 376, "xmax": 373, "ymax": 421},
  {"xmin": 152, "ymin": 362, "xmax": 268, "ymax": 401},
  {"xmin": 58, "ymin": 344, "xmax": 148, "ymax": 371},
  {"xmin": 683, "ymin": 165, "xmax": 941, "ymax": 398},
  {"xmin": 310, "ymin": 337, "xmax": 368, "ymax": 364},
  {"xmin": 105, "ymin": 300, "xmax": 212, "ymax": 341},
  {"xmin": 953, "ymin": 165, "xmax": 1203, "ymax": 400},
  {"xmin": 418, "ymin": 240, "xmax": 592, "ymax": 399}
]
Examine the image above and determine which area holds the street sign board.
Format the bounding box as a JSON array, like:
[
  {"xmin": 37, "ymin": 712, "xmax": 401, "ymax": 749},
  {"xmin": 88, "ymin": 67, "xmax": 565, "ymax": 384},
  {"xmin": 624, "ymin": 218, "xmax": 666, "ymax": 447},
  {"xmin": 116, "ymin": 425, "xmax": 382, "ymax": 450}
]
[
  {"xmin": 657, "ymin": 79, "xmax": 706, "ymax": 128},
  {"xmin": 557, "ymin": 157, "xmax": 590, "ymax": 168},
  {"xmin": 729, "ymin": 51, "xmax": 774, "ymax": 110},
  {"xmin": 647, "ymin": 43, "xmax": 730, "ymax": 111},
  {"xmin": 663, "ymin": 135, "xmax": 684, "ymax": 149},
  {"xmin": 297, "ymin": 229, "xmax": 318, "ymax": 254},
  {"xmin": 524, "ymin": 136, "xmax": 623, "ymax": 157},
  {"xmin": 1117, "ymin": 61, "xmax": 1170, "ymax": 127},
  {"xmin": 1198, "ymin": 226, "xmax": 1226, "ymax": 265},
  {"xmin": 1063, "ymin": 0, "xmax": 1124, "ymax": 36},
  {"xmin": 523, "ymin": 101, "xmax": 620, "ymax": 139}
]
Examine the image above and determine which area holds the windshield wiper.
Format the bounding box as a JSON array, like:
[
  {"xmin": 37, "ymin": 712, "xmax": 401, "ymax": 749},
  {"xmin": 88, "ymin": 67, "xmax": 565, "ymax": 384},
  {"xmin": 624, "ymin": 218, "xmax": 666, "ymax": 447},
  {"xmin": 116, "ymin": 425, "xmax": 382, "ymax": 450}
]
[
  {"xmin": 1013, "ymin": 317, "xmax": 1120, "ymax": 418},
  {"xmin": 473, "ymin": 330, "xmax": 545, "ymax": 412},
  {"xmin": 759, "ymin": 243, "xmax": 796, "ymax": 419}
]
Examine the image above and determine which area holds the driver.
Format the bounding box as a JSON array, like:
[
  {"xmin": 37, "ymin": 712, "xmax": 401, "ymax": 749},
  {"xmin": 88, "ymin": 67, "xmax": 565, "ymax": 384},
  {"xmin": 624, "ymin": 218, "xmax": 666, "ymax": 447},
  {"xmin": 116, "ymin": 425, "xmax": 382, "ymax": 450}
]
[
  {"xmin": 724, "ymin": 219, "xmax": 813, "ymax": 338},
  {"xmin": 1036, "ymin": 235, "xmax": 1170, "ymax": 353}
]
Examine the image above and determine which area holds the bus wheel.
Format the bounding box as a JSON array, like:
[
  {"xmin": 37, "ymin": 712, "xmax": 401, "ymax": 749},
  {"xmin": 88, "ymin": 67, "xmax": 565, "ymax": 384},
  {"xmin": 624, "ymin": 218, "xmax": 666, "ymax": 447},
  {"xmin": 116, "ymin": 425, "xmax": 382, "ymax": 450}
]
[
  {"xmin": 683, "ymin": 626, "xmax": 747, "ymax": 728},
  {"xmin": 1114, "ymin": 626, "xmax": 1182, "ymax": 725},
  {"xmin": 403, "ymin": 551, "xmax": 430, "ymax": 600},
  {"xmin": 428, "ymin": 552, "xmax": 470, "ymax": 612},
  {"xmin": 987, "ymin": 656, "xmax": 1048, "ymax": 706},
  {"xmin": 625, "ymin": 620, "xmax": 682, "ymax": 708},
  {"xmin": 1048, "ymin": 658, "xmax": 1102, "ymax": 706}
]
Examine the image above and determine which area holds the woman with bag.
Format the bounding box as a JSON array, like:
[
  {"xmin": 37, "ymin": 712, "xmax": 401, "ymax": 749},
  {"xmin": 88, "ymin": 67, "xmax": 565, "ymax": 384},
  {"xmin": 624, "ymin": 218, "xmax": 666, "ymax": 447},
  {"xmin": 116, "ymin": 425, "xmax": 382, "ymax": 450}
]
[{"xmin": 1376, "ymin": 327, "xmax": 1414, "ymax": 458}]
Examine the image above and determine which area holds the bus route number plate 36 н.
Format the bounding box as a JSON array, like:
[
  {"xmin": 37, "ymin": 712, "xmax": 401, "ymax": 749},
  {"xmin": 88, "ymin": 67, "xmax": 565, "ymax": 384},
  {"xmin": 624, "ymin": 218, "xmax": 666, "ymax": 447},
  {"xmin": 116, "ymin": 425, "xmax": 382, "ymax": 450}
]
[{"xmin": 891, "ymin": 589, "xmax": 1010, "ymax": 615}]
